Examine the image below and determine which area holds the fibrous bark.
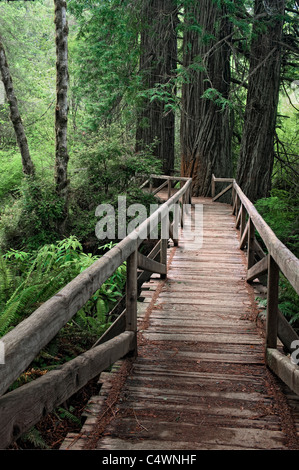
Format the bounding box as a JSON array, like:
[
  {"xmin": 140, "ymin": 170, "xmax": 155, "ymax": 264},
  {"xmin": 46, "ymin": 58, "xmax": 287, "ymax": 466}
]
[
  {"xmin": 136, "ymin": 0, "xmax": 178, "ymax": 176},
  {"xmin": 54, "ymin": 0, "xmax": 69, "ymax": 206},
  {"xmin": 237, "ymin": 0, "xmax": 285, "ymax": 203},
  {"xmin": 180, "ymin": 0, "xmax": 233, "ymax": 197},
  {"xmin": 0, "ymin": 39, "xmax": 35, "ymax": 177}
]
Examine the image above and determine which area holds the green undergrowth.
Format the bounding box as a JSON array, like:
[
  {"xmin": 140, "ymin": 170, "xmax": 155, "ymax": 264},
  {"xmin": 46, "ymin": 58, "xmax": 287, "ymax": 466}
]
[
  {"xmin": 0, "ymin": 236, "xmax": 127, "ymax": 386},
  {"xmin": 255, "ymin": 189, "xmax": 299, "ymax": 329}
]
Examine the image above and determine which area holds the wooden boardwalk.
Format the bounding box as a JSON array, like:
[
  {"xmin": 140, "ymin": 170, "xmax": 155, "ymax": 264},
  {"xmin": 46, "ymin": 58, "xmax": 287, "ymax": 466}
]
[{"xmin": 61, "ymin": 197, "xmax": 299, "ymax": 451}]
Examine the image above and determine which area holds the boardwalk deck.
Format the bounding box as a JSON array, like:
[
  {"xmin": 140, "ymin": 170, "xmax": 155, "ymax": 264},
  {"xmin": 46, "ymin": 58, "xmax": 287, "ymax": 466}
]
[{"xmin": 61, "ymin": 197, "xmax": 299, "ymax": 451}]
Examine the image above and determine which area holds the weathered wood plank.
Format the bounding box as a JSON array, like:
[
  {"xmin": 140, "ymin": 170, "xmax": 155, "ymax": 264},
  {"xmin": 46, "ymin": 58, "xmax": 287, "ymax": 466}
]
[
  {"xmin": 266, "ymin": 348, "xmax": 299, "ymax": 397},
  {"xmin": 137, "ymin": 252, "xmax": 166, "ymax": 275},
  {"xmin": 61, "ymin": 197, "xmax": 295, "ymax": 451},
  {"xmin": 233, "ymin": 181, "xmax": 299, "ymax": 294},
  {"xmin": 212, "ymin": 183, "xmax": 233, "ymax": 202},
  {"xmin": 0, "ymin": 331, "xmax": 135, "ymax": 450},
  {"xmin": 247, "ymin": 255, "xmax": 269, "ymax": 282},
  {"xmin": 0, "ymin": 178, "xmax": 192, "ymax": 396}
]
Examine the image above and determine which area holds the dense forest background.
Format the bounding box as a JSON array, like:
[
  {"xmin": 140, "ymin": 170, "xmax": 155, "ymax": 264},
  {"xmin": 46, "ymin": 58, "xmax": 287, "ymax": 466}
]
[{"xmin": 0, "ymin": 0, "xmax": 298, "ymax": 416}]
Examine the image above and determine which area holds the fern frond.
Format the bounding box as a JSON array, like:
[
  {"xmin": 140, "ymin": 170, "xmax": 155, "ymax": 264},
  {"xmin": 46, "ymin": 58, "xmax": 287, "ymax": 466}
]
[
  {"xmin": 0, "ymin": 299, "xmax": 23, "ymax": 336},
  {"xmin": 20, "ymin": 427, "xmax": 50, "ymax": 449},
  {"xmin": 0, "ymin": 255, "xmax": 13, "ymax": 303}
]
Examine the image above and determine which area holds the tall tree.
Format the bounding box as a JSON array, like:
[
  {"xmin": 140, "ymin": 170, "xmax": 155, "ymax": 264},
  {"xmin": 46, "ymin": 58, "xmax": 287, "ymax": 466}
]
[
  {"xmin": 0, "ymin": 39, "xmax": 35, "ymax": 177},
  {"xmin": 136, "ymin": 0, "xmax": 178, "ymax": 176},
  {"xmin": 236, "ymin": 0, "xmax": 286, "ymax": 202},
  {"xmin": 54, "ymin": 0, "xmax": 69, "ymax": 227},
  {"xmin": 180, "ymin": 0, "xmax": 233, "ymax": 196}
]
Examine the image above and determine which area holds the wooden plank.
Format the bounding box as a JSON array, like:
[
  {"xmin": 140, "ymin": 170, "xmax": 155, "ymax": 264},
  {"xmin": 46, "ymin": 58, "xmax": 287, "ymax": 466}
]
[
  {"xmin": 266, "ymin": 256, "xmax": 279, "ymax": 349},
  {"xmin": 126, "ymin": 248, "xmax": 138, "ymax": 335},
  {"xmin": 235, "ymin": 203, "xmax": 242, "ymax": 229},
  {"xmin": 239, "ymin": 219, "xmax": 249, "ymax": 249},
  {"xmin": 0, "ymin": 235, "xmax": 137, "ymax": 396},
  {"xmin": 0, "ymin": 331, "xmax": 135, "ymax": 450},
  {"xmin": 233, "ymin": 181, "xmax": 299, "ymax": 295},
  {"xmin": 247, "ymin": 218, "xmax": 255, "ymax": 270},
  {"xmin": 137, "ymin": 252, "xmax": 166, "ymax": 275},
  {"xmin": 64, "ymin": 198, "xmax": 293, "ymax": 452},
  {"xmin": 0, "ymin": 178, "xmax": 192, "ymax": 396},
  {"xmin": 212, "ymin": 183, "xmax": 233, "ymax": 202},
  {"xmin": 278, "ymin": 310, "xmax": 299, "ymax": 354},
  {"xmin": 152, "ymin": 179, "xmax": 168, "ymax": 195},
  {"xmin": 266, "ymin": 348, "xmax": 299, "ymax": 397},
  {"xmin": 247, "ymin": 254, "xmax": 269, "ymax": 282}
]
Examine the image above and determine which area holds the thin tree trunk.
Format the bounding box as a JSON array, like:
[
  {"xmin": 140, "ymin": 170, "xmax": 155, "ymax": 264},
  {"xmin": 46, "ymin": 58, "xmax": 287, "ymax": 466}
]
[
  {"xmin": 180, "ymin": 0, "xmax": 233, "ymax": 197},
  {"xmin": 54, "ymin": 0, "xmax": 69, "ymax": 217},
  {"xmin": 136, "ymin": 0, "xmax": 178, "ymax": 176},
  {"xmin": 0, "ymin": 39, "xmax": 35, "ymax": 177},
  {"xmin": 236, "ymin": 0, "xmax": 285, "ymax": 203}
]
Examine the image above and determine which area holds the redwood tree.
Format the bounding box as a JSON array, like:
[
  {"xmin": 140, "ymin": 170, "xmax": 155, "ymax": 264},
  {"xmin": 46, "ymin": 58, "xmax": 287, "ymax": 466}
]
[
  {"xmin": 180, "ymin": 0, "xmax": 233, "ymax": 197},
  {"xmin": 236, "ymin": 0, "xmax": 286, "ymax": 202},
  {"xmin": 136, "ymin": 0, "xmax": 178, "ymax": 176}
]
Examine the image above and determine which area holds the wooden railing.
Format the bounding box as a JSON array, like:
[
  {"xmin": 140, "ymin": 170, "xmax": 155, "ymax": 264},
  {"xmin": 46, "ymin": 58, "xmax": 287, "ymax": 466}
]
[
  {"xmin": 212, "ymin": 175, "xmax": 299, "ymax": 396},
  {"xmin": 0, "ymin": 174, "xmax": 192, "ymax": 449}
]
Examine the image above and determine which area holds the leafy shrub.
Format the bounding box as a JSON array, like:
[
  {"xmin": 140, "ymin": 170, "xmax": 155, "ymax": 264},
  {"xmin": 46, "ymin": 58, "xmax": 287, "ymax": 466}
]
[
  {"xmin": 255, "ymin": 188, "xmax": 299, "ymax": 256},
  {"xmin": 0, "ymin": 176, "xmax": 65, "ymax": 252},
  {"xmin": 255, "ymin": 189, "xmax": 299, "ymax": 329}
]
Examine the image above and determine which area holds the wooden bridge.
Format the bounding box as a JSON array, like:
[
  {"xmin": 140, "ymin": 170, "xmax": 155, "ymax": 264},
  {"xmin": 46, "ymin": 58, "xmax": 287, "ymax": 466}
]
[{"xmin": 0, "ymin": 175, "xmax": 299, "ymax": 450}]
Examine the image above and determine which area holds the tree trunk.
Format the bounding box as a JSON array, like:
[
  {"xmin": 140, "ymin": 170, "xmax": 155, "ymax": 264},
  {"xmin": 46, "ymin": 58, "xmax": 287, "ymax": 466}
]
[
  {"xmin": 0, "ymin": 39, "xmax": 35, "ymax": 177},
  {"xmin": 180, "ymin": 0, "xmax": 233, "ymax": 197},
  {"xmin": 54, "ymin": 0, "xmax": 69, "ymax": 219},
  {"xmin": 136, "ymin": 0, "xmax": 178, "ymax": 176},
  {"xmin": 236, "ymin": 0, "xmax": 285, "ymax": 203}
]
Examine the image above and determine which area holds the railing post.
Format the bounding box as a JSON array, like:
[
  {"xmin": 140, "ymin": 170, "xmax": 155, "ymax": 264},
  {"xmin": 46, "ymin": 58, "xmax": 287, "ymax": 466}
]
[
  {"xmin": 212, "ymin": 175, "xmax": 215, "ymax": 199},
  {"xmin": 149, "ymin": 177, "xmax": 153, "ymax": 193},
  {"xmin": 247, "ymin": 218, "xmax": 255, "ymax": 270},
  {"xmin": 167, "ymin": 178, "xmax": 171, "ymax": 200},
  {"xmin": 126, "ymin": 245, "xmax": 138, "ymax": 354},
  {"xmin": 231, "ymin": 185, "xmax": 235, "ymax": 209},
  {"xmin": 266, "ymin": 256, "xmax": 279, "ymax": 350},
  {"xmin": 160, "ymin": 215, "xmax": 168, "ymax": 279},
  {"xmin": 240, "ymin": 204, "xmax": 246, "ymax": 238}
]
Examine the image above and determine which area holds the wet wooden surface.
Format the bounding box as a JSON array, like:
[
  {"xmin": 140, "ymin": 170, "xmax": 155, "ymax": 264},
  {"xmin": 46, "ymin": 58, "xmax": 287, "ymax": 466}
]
[{"xmin": 61, "ymin": 197, "xmax": 299, "ymax": 451}]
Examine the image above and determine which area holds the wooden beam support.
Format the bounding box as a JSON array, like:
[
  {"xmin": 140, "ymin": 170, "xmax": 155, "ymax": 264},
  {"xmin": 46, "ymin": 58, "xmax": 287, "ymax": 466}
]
[
  {"xmin": 247, "ymin": 218, "xmax": 255, "ymax": 270},
  {"xmin": 212, "ymin": 183, "xmax": 233, "ymax": 202},
  {"xmin": 126, "ymin": 248, "xmax": 138, "ymax": 335},
  {"xmin": 160, "ymin": 216, "xmax": 168, "ymax": 279},
  {"xmin": 137, "ymin": 252, "xmax": 166, "ymax": 275},
  {"xmin": 278, "ymin": 310, "xmax": 299, "ymax": 354},
  {"xmin": 240, "ymin": 220, "xmax": 249, "ymax": 250},
  {"xmin": 266, "ymin": 348, "xmax": 299, "ymax": 397},
  {"xmin": 247, "ymin": 255, "xmax": 269, "ymax": 282},
  {"xmin": 0, "ymin": 331, "xmax": 135, "ymax": 450},
  {"xmin": 235, "ymin": 203, "xmax": 242, "ymax": 229},
  {"xmin": 266, "ymin": 256, "xmax": 280, "ymax": 349}
]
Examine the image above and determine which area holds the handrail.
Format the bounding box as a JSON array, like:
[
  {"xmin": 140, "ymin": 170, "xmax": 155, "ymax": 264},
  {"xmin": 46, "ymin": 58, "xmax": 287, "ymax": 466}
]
[
  {"xmin": 212, "ymin": 175, "xmax": 299, "ymax": 397},
  {"xmin": 0, "ymin": 174, "xmax": 192, "ymax": 449}
]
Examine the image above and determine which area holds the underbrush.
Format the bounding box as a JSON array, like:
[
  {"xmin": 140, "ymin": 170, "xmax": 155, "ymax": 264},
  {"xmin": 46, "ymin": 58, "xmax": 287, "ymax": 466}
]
[{"xmin": 255, "ymin": 188, "xmax": 299, "ymax": 330}]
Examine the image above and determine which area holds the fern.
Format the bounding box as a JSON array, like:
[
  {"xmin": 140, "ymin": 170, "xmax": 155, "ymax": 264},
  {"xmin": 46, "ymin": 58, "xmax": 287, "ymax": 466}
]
[
  {"xmin": 57, "ymin": 406, "xmax": 82, "ymax": 426},
  {"xmin": 0, "ymin": 255, "xmax": 13, "ymax": 303},
  {"xmin": 0, "ymin": 300, "xmax": 21, "ymax": 336},
  {"xmin": 20, "ymin": 427, "xmax": 50, "ymax": 449}
]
